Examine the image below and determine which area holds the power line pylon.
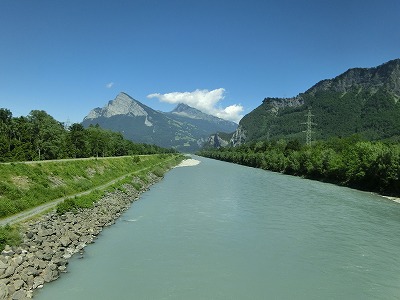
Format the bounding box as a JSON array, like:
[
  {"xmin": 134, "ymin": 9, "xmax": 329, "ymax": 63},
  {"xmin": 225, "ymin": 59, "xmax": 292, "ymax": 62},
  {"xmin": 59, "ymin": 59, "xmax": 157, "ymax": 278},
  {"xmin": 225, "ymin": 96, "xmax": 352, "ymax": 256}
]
[
  {"xmin": 64, "ymin": 118, "xmax": 71, "ymax": 130},
  {"xmin": 302, "ymin": 108, "xmax": 316, "ymax": 146}
]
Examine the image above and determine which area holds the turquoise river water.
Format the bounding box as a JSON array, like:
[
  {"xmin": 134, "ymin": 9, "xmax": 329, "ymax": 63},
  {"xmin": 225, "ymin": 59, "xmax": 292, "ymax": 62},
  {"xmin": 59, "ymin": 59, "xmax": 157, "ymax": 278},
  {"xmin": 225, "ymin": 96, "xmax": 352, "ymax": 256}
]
[{"xmin": 36, "ymin": 156, "xmax": 400, "ymax": 299}]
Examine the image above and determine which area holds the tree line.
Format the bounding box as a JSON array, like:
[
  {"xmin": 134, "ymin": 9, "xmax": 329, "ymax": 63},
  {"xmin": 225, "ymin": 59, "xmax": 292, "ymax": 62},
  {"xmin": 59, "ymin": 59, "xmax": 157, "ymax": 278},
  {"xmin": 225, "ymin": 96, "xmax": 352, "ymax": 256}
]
[
  {"xmin": 198, "ymin": 136, "xmax": 400, "ymax": 197},
  {"xmin": 0, "ymin": 108, "xmax": 176, "ymax": 162}
]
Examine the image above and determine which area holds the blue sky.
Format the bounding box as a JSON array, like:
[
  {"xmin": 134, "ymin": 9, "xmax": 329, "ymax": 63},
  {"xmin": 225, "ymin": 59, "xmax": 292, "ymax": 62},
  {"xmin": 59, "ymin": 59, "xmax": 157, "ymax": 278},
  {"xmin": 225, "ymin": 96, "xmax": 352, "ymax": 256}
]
[{"xmin": 0, "ymin": 0, "xmax": 399, "ymax": 124}]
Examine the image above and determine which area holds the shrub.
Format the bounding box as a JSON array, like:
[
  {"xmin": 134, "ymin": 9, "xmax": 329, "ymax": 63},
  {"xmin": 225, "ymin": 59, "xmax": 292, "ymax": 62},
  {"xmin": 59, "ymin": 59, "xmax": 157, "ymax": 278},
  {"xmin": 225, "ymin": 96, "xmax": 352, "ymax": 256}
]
[
  {"xmin": 0, "ymin": 224, "xmax": 21, "ymax": 251},
  {"xmin": 152, "ymin": 167, "xmax": 165, "ymax": 177},
  {"xmin": 56, "ymin": 198, "xmax": 78, "ymax": 215}
]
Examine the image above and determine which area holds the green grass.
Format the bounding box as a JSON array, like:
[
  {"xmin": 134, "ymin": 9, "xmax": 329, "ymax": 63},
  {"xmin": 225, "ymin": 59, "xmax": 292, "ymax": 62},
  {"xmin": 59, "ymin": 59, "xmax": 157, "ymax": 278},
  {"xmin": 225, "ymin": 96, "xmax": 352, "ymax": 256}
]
[
  {"xmin": 56, "ymin": 189, "xmax": 105, "ymax": 215},
  {"xmin": 55, "ymin": 156, "xmax": 182, "ymax": 215},
  {"xmin": 0, "ymin": 154, "xmax": 184, "ymax": 219},
  {"xmin": 0, "ymin": 224, "xmax": 21, "ymax": 251}
]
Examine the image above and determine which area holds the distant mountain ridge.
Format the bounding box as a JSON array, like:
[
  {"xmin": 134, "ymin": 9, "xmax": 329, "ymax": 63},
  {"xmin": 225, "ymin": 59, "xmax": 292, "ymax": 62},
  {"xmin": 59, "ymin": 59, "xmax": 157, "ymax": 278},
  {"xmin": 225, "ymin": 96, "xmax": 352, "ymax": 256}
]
[
  {"xmin": 231, "ymin": 58, "xmax": 400, "ymax": 145},
  {"xmin": 82, "ymin": 92, "xmax": 237, "ymax": 152},
  {"xmin": 169, "ymin": 103, "xmax": 234, "ymax": 126},
  {"xmin": 306, "ymin": 59, "xmax": 400, "ymax": 96},
  {"xmin": 84, "ymin": 92, "xmax": 154, "ymax": 126},
  {"xmin": 170, "ymin": 103, "xmax": 204, "ymax": 118}
]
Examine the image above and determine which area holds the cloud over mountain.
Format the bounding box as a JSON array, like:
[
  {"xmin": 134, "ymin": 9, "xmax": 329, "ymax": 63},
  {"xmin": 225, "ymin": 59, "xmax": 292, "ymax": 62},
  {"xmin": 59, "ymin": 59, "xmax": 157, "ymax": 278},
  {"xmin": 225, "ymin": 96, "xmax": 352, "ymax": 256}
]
[{"xmin": 147, "ymin": 88, "xmax": 243, "ymax": 123}]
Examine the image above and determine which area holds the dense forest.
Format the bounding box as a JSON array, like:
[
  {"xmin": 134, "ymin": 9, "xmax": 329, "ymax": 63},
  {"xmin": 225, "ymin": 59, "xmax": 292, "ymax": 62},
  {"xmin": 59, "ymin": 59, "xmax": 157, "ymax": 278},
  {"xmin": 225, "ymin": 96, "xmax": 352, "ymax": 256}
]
[
  {"xmin": 0, "ymin": 108, "xmax": 176, "ymax": 162},
  {"xmin": 198, "ymin": 136, "xmax": 400, "ymax": 197},
  {"xmin": 239, "ymin": 88, "xmax": 400, "ymax": 143}
]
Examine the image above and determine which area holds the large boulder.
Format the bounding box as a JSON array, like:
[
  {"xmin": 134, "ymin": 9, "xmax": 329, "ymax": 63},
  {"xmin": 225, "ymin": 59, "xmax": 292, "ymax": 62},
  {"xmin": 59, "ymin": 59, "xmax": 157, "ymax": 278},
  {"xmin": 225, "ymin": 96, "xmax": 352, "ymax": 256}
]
[
  {"xmin": 32, "ymin": 276, "xmax": 44, "ymax": 289},
  {"xmin": 59, "ymin": 235, "xmax": 71, "ymax": 247},
  {"xmin": 1, "ymin": 245, "xmax": 14, "ymax": 257},
  {"xmin": 0, "ymin": 280, "xmax": 9, "ymax": 299},
  {"xmin": 13, "ymin": 279, "xmax": 24, "ymax": 291},
  {"xmin": 11, "ymin": 289, "xmax": 27, "ymax": 300}
]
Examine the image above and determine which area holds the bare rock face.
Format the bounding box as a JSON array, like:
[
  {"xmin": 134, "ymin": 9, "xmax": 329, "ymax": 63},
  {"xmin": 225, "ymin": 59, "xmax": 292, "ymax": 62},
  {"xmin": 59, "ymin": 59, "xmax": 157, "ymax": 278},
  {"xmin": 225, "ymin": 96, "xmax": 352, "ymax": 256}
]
[
  {"xmin": 306, "ymin": 58, "xmax": 400, "ymax": 96},
  {"xmin": 261, "ymin": 96, "xmax": 304, "ymax": 115},
  {"xmin": 230, "ymin": 126, "xmax": 247, "ymax": 147},
  {"xmin": 84, "ymin": 92, "xmax": 153, "ymax": 126},
  {"xmin": 205, "ymin": 133, "xmax": 229, "ymax": 148}
]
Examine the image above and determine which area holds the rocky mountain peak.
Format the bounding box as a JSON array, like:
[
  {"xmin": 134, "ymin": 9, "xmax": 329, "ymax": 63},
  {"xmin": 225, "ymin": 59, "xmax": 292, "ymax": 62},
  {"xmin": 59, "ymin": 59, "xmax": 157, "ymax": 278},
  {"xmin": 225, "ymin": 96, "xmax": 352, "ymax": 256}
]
[
  {"xmin": 84, "ymin": 92, "xmax": 151, "ymax": 124},
  {"xmin": 171, "ymin": 103, "xmax": 204, "ymax": 118},
  {"xmin": 306, "ymin": 58, "xmax": 400, "ymax": 96},
  {"xmin": 262, "ymin": 96, "xmax": 304, "ymax": 115},
  {"xmin": 172, "ymin": 103, "xmax": 192, "ymax": 112}
]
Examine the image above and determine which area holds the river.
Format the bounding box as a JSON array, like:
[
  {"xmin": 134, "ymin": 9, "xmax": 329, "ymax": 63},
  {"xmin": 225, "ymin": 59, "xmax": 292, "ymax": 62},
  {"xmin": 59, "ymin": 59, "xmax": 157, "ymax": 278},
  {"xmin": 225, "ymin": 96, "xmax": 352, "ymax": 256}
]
[{"xmin": 35, "ymin": 156, "xmax": 400, "ymax": 299}]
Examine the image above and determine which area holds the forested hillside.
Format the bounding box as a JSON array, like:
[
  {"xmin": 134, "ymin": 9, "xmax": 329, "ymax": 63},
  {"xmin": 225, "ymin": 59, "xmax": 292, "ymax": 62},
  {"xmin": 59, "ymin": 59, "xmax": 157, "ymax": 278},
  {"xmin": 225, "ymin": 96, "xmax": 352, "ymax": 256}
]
[
  {"xmin": 0, "ymin": 108, "xmax": 176, "ymax": 162},
  {"xmin": 236, "ymin": 59, "xmax": 400, "ymax": 144}
]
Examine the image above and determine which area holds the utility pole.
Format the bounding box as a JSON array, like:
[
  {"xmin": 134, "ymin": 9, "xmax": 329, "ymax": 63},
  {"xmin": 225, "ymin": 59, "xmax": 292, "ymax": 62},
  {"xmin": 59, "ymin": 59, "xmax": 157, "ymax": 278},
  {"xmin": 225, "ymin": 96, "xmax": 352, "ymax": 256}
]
[{"xmin": 302, "ymin": 107, "xmax": 316, "ymax": 146}]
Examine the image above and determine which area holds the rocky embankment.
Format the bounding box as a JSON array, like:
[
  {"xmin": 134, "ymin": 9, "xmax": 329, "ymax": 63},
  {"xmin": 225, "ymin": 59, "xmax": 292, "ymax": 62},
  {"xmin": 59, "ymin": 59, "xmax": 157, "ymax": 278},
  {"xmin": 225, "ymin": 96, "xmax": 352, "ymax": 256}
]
[{"xmin": 0, "ymin": 173, "xmax": 161, "ymax": 300}]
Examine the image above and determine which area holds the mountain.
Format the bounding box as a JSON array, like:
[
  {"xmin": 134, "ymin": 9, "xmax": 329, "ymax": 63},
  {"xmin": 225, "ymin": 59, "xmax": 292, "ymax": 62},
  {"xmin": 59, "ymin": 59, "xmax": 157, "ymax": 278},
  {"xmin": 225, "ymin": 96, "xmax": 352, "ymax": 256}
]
[
  {"xmin": 232, "ymin": 58, "xmax": 400, "ymax": 145},
  {"xmin": 171, "ymin": 103, "xmax": 230, "ymax": 124},
  {"xmin": 202, "ymin": 132, "xmax": 232, "ymax": 149},
  {"xmin": 167, "ymin": 103, "xmax": 237, "ymax": 135},
  {"xmin": 82, "ymin": 92, "xmax": 237, "ymax": 152}
]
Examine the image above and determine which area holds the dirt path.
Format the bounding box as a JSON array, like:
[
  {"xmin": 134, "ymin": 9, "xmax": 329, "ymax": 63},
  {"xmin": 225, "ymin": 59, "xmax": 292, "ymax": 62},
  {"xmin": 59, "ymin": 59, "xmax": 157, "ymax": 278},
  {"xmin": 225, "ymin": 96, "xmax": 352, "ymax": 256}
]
[
  {"xmin": 0, "ymin": 157, "xmax": 177, "ymax": 226},
  {"xmin": 0, "ymin": 173, "xmax": 138, "ymax": 226},
  {"xmin": 0, "ymin": 155, "xmax": 150, "ymax": 165}
]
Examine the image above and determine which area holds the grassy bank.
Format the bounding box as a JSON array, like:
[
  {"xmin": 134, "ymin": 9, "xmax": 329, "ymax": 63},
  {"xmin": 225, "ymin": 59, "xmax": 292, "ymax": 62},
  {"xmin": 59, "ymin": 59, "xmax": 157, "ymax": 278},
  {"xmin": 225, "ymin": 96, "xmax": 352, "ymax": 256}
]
[
  {"xmin": 0, "ymin": 154, "xmax": 183, "ymax": 219},
  {"xmin": 54, "ymin": 155, "xmax": 182, "ymax": 215},
  {"xmin": 0, "ymin": 154, "xmax": 184, "ymax": 250}
]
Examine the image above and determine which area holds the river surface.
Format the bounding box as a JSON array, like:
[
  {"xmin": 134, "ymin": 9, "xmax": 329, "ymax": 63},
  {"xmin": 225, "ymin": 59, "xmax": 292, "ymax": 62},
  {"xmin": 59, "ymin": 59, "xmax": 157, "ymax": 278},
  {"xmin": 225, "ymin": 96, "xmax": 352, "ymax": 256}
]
[{"xmin": 36, "ymin": 156, "xmax": 400, "ymax": 299}]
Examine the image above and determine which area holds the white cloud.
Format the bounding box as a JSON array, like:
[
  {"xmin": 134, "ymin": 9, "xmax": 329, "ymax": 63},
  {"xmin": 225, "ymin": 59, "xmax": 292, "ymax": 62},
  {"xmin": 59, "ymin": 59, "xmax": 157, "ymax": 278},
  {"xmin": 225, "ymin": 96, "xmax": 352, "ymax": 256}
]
[
  {"xmin": 105, "ymin": 82, "xmax": 114, "ymax": 89},
  {"xmin": 147, "ymin": 88, "xmax": 243, "ymax": 123}
]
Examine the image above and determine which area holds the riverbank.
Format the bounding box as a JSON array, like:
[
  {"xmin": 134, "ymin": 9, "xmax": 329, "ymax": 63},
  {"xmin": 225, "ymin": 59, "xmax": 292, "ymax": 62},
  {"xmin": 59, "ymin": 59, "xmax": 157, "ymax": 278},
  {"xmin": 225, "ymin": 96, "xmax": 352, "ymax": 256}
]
[
  {"xmin": 174, "ymin": 158, "xmax": 200, "ymax": 168},
  {"xmin": 0, "ymin": 170, "xmax": 165, "ymax": 299},
  {"xmin": 382, "ymin": 195, "xmax": 400, "ymax": 204},
  {"xmin": 197, "ymin": 144, "xmax": 400, "ymax": 204},
  {"xmin": 0, "ymin": 155, "xmax": 179, "ymax": 221}
]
